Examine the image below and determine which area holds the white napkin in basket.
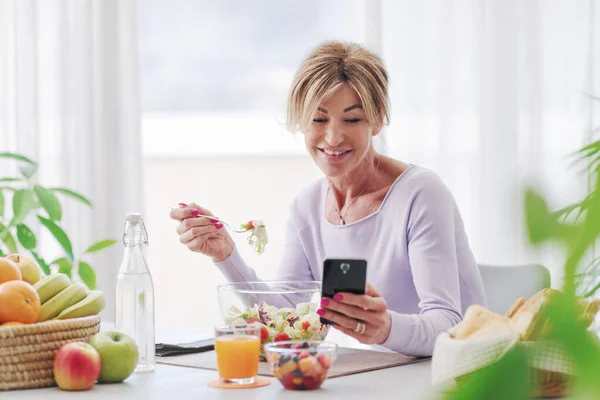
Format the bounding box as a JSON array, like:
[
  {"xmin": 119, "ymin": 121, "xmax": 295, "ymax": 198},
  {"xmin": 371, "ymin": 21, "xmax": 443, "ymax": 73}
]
[
  {"xmin": 431, "ymin": 331, "xmax": 520, "ymax": 386},
  {"xmin": 431, "ymin": 332, "xmax": 577, "ymax": 387}
]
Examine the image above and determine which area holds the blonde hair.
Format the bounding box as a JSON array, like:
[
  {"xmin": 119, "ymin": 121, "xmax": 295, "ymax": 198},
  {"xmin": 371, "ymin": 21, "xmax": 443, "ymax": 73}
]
[{"xmin": 286, "ymin": 41, "xmax": 390, "ymax": 133}]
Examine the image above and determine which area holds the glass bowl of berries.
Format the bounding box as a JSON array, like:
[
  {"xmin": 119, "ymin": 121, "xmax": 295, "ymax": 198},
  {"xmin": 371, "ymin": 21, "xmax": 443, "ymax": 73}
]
[{"xmin": 264, "ymin": 340, "xmax": 337, "ymax": 390}]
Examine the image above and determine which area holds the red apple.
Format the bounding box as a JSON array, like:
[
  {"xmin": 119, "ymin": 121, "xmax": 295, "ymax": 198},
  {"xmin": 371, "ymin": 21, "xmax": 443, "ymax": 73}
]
[{"xmin": 53, "ymin": 342, "xmax": 102, "ymax": 391}]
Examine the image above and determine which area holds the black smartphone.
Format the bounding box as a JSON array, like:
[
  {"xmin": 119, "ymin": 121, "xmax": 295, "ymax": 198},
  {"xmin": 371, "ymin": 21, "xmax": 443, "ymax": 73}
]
[{"xmin": 320, "ymin": 259, "xmax": 367, "ymax": 325}]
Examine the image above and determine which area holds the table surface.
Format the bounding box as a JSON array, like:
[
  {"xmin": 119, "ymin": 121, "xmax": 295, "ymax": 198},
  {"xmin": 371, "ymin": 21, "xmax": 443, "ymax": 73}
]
[
  {"xmin": 1, "ymin": 327, "xmax": 563, "ymax": 399},
  {"xmin": 3, "ymin": 360, "xmax": 435, "ymax": 400}
]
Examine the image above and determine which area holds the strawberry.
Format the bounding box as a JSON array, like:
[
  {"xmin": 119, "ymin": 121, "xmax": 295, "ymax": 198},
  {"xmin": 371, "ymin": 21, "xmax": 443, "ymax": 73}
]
[
  {"xmin": 318, "ymin": 354, "xmax": 331, "ymax": 369},
  {"xmin": 260, "ymin": 326, "xmax": 269, "ymax": 343},
  {"xmin": 246, "ymin": 220, "xmax": 254, "ymax": 229},
  {"xmin": 274, "ymin": 333, "xmax": 290, "ymax": 342},
  {"xmin": 245, "ymin": 317, "xmax": 259, "ymax": 324},
  {"xmin": 302, "ymin": 321, "xmax": 310, "ymax": 331}
]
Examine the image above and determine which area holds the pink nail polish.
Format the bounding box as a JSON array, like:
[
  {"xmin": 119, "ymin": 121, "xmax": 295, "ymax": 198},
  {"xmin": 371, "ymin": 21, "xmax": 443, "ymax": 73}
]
[
  {"xmin": 320, "ymin": 298, "xmax": 329, "ymax": 306},
  {"xmin": 333, "ymin": 294, "xmax": 343, "ymax": 301},
  {"xmin": 215, "ymin": 223, "xmax": 223, "ymax": 229},
  {"xmin": 191, "ymin": 209, "xmax": 199, "ymax": 216},
  {"xmin": 317, "ymin": 309, "xmax": 325, "ymax": 316},
  {"xmin": 210, "ymin": 218, "xmax": 219, "ymax": 224}
]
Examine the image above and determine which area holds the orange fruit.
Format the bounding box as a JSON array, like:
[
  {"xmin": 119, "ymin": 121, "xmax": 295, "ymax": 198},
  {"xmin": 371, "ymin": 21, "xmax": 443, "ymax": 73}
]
[
  {"xmin": 0, "ymin": 321, "xmax": 24, "ymax": 327},
  {"xmin": 0, "ymin": 258, "xmax": 22, "ymax": 284},
  {"xmin": 0, "ymin": 280, "xmax": 41, "ymax": 324}
]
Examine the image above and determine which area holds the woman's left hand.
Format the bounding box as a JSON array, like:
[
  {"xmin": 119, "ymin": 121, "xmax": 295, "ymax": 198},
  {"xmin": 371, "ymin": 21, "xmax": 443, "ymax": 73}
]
[{"xmin": 317, "ymin": 283, "xmax": 392, "ymax": 345}]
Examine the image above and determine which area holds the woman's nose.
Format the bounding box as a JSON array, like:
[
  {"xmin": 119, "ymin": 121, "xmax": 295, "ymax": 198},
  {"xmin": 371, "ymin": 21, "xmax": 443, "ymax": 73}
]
[{"xmin": 324, "ymin": 122, "xmax": 344, "ymax": 147}]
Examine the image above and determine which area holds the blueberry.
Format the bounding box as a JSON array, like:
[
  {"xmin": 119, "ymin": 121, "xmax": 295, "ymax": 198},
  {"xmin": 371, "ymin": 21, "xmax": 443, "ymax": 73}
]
[
  {"xmin": 292, "ymin": 355, "xmax": 299, "ymax": 363},
  {"xmin": 302, "ymin": 341, "xmax": 310, "ymax": 349},
  {"xmin": 293, "ymin": 369, "xmax": 303, "ymax": 377},
  {"xmin": 309, "ymin": 350, "xmax": 318, "ymax": 356},
  {"xmin": 279, "ymin": 355, "xmax": 290, "ymax": 366}
]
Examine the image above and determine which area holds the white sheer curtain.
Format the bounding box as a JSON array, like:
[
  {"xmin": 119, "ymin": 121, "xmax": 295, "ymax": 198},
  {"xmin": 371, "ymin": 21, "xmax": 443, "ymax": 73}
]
[
  {"xmin": 0, "ymin": 0, "xmax": 142, "ymax": 322},
  {"xmin": 381, "ymin": 0, "xmax": 600, "ymax": 284}
]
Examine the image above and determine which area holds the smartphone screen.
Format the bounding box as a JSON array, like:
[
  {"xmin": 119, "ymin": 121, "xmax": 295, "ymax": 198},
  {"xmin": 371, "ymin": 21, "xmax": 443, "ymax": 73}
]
[{"xmin": 321, "ymin": 259, "xmax": 367, "ymax": 325}]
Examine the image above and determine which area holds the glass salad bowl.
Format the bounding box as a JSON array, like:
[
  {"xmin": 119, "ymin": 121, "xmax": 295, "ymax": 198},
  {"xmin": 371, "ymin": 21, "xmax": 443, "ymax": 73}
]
[{"xmin": 216, "ymin": 281, "xmax": 329, "ymax": 359}]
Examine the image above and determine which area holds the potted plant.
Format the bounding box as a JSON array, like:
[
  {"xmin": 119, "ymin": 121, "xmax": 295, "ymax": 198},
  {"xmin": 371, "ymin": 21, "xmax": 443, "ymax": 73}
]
[{"xmin": 0, "ymin": 152, "xmax": 116, "ymax": 289}]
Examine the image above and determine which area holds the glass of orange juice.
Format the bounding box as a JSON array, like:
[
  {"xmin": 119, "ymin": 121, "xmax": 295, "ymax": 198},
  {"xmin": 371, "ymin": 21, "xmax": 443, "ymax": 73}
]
[{"xmin": 214, "ymin": 323, "xmax": 261, "ymax": 385}]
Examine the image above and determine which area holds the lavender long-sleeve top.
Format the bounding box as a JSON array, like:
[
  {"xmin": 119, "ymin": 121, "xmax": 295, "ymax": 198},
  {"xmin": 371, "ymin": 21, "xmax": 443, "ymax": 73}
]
[{"xmin": 215, "ymin": 165, "xmax": 486, "ymax": 356}]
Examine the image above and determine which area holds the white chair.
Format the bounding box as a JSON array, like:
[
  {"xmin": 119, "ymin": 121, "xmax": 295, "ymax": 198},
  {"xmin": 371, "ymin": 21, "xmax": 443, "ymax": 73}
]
[{"xmin": 478, "ymin": 264, "xmax": 551, "ymax": 315}]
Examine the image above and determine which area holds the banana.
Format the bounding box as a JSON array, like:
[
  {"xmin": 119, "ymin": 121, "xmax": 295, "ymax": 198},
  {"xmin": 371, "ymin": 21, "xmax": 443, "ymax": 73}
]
[
  {"xmin": 33, "ymin": 273, "xmax": 71, "ymax": 304},
  {"xmin": 55, "ymin": 290, "xmax": 106, "ymax": 320},
  {"xmin": 38, "ymin": 283, "xmax": 88, "ymax": 322}
]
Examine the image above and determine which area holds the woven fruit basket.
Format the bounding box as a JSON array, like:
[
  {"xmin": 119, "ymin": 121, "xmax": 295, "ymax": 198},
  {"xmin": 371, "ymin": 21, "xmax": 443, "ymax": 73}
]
[{"xmin": 0, "ymin": 315, "xmax": 101, "ymax": 391}]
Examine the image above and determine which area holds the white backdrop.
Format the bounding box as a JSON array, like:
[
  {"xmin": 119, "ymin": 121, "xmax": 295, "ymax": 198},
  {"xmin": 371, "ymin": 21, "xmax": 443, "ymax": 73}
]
[
  {"xmin": 1, "ymin": 1, "xmax": 598, "ymax": 338},
  {"xmin": 0, "ymin": 0, "xmax": 142, "ymax": 322}
]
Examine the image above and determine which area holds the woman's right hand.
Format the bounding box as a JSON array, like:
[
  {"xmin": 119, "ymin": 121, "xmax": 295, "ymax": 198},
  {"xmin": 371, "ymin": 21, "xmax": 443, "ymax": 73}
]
[{"xmin": 169, "ymin": 203, "xmax": 235, "ymax": 262}]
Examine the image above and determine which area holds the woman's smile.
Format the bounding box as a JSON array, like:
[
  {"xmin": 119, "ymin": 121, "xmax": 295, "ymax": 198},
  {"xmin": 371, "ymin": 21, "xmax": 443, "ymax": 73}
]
[{"xmin": 318, "ymin": 147, "xmax": 353, "ymax": 163}]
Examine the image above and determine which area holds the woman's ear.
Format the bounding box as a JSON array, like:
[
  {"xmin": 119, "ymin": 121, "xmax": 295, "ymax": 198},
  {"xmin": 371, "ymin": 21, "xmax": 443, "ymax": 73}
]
[{"xmin": 372, "ymin": 125, "xmax": 383, "ymax": 137}]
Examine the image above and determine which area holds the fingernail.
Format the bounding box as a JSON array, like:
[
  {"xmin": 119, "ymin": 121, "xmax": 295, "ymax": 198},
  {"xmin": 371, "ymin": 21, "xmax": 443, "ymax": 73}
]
[
  {"xmin": 179, "ymin": 203, "xmax": 188, "ymax": 207},
  {"xmin": 317, "ymin": 309, "xmax": 325, "ymax": 316},
  {"xmin": 210, "ymin": 218, "xmax": 219, "ymax": 224},
  {"xmin": 215, "ymin": 223, "xmax": 223, "ymax": 229},
  {"xmin": 191, "ymin": 210, "xmax": 199, "ymax": 216},
  {"xmin": 320, "ymin": 298, "xmax": 329, "ymax": 307},
  {"xmin": 333, "ymin": 294, "xmax": 343, "ymax": 301}
]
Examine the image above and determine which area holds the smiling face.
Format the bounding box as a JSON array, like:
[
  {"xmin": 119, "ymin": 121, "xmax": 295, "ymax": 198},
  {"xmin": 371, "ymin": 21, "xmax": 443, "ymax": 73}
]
[{"xmin": 304, "ymin": 84, "xmax": 380, "ymax": 178}]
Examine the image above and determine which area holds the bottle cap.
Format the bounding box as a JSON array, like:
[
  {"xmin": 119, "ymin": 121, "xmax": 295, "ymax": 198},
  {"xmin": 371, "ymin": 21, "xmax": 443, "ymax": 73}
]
[{"xmin": 126, "ymin": 213, "xmax": 142, "ymax": 224}]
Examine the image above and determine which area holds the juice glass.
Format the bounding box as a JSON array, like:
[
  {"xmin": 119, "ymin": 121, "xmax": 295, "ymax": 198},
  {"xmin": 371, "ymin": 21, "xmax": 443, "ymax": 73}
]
[{"xmin": 214, "ymin": 324, "xmax": 261, "ymax": 385}]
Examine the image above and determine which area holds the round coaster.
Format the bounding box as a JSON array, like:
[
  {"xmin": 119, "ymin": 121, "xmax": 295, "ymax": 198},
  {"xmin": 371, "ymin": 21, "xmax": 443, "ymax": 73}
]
[{"xmin": 208, "ymin": 377, "xmax": 271, "ymax": 389}]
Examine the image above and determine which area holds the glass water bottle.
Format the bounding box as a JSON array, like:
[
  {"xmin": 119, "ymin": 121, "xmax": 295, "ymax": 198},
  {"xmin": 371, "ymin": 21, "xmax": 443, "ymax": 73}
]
[{"xmin": 116, "ymin": 213, "xmax": 156, "ymax": 372}]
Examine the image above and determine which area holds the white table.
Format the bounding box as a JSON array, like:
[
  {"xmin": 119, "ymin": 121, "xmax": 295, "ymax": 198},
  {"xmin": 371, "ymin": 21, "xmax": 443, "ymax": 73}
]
[{"xmin": 3, "ymin": 361, "xmax": 435, "ymax": 399}]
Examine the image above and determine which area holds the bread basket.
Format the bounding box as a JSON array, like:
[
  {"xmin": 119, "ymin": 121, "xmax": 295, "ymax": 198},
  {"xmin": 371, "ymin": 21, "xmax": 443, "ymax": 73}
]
[
  {"xmin": 0, "ymin": 315, "xmax": 101, "ymax": 391},
  {"xmin": 433, "ymin": 289, "xmax": 599, "ymax": 398}
]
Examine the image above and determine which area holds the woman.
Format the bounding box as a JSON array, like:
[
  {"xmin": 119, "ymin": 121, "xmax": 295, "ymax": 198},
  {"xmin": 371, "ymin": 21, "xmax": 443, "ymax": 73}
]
[{"xmin": 169, "ymin": 41, "xmax": 486, "ymax": 357}]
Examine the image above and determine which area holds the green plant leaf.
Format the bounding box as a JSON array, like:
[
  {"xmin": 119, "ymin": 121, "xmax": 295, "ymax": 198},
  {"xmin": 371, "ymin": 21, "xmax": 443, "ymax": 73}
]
[
  {"xmin": 443, "ymin": 346, "xmax": 530, "ymax": 400},
  {"xmin": 0, "ymin": 190, "xmax": 3, "ymax": 218},
  {"xmin": 524, "ymin": 188, "xmax": 556, "ymax": 244},
  {"xmin": 34, "ymin": 184, "xmax": 62, "ymax": 221},
  {"xmin": 0, "ymin": 178, "xmax": 22, "ymax": 183},
  {"xmin": 0, "ymin": 248, "xmax": 4, "ymax": 257},
  {"xmin": 50, "ymin": 188, "xmax": 93, "ymax": 207},
  {"xmin": 78, "ymin": 261, "xmax": 96, "ymax": 289},
  {"xmin": 2, "ymin": 231, "xmax": 17, "ymax": 254},
  {"xmin": 51, "ymin": 257, "xmax": 72, "ymax": 278},
  {"xmin": 85, "ymin": 239, "xmax": 117, "ymax": 254},
  {"xmin": 30, "ymin": 251, "xmax": 51, "ymax": 275},
  {"xmin": 0, "ymin": 152, "xmax": 36, "ymax": 164},
  {"xmin": 0, "ymin": 222, "xmax": 17, "ymax": 253},
  {"xmin": 37, "ymin": 216, "xmax": 74, "ymax": 262},
  {"xmin": 16, "ymin": 223, "xmax": 36, "ymax": 250},
  {"xmin": 12, "ymin": 189, "xmax": 36, "ymax": 224}
]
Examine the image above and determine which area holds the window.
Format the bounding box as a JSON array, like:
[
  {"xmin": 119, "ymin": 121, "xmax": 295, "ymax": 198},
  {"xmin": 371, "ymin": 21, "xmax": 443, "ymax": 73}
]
[{"xmin": 138, "ymin": 0, "xmax": 376, "ymax": 335}]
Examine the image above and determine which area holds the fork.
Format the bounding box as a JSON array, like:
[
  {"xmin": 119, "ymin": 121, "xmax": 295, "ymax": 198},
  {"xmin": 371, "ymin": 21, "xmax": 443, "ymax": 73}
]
[
  {"xmin": 169, "ymin": 207, "xmax": 252, "ymax": 233},
  {"xmin": 195, "ymin": 214, "xmax": 252, "ymax": 233}
]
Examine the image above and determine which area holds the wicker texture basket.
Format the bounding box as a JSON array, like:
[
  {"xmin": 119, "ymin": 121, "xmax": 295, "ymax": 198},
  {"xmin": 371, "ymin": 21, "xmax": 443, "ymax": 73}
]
[{"xmin": 0, "ymin": 315, "xmax": 101, "ymax": 391}]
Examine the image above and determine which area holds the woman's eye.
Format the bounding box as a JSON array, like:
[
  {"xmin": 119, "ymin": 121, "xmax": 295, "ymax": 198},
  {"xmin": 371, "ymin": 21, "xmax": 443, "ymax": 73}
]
[
  {"xmin": 313, "ymin": 118, "xmax": 327, "ymax": 123},
  {"xmin": 345, "ymin": 118, "xmax": 361, "ymax": 124}
]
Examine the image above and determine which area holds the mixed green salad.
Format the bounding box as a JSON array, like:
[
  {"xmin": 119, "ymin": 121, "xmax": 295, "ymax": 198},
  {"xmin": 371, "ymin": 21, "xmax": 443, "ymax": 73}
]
[
  {"xmin": 240, "ymin": 220, "xmax": 268, "ymax": 255},
  {"xmin": 225, "ymin": 301, "xmax": 328, "ymax": 344}
]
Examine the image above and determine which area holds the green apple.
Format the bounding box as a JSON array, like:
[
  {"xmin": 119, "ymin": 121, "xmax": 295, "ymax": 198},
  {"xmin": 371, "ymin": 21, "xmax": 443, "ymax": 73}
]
[{"xmin": 90, "ymin": 331, "xmax": 139, "ymax": 383}]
